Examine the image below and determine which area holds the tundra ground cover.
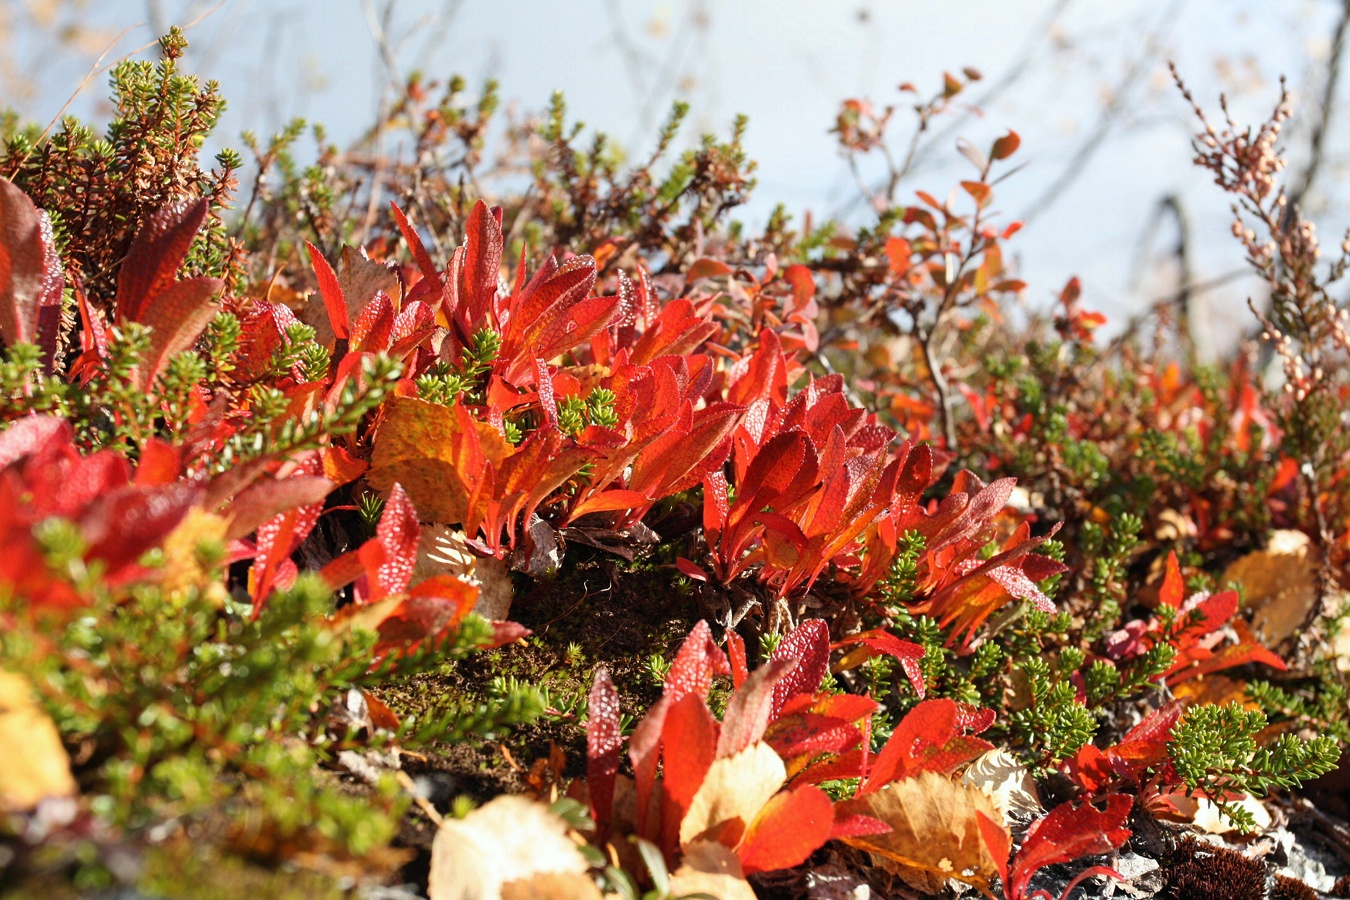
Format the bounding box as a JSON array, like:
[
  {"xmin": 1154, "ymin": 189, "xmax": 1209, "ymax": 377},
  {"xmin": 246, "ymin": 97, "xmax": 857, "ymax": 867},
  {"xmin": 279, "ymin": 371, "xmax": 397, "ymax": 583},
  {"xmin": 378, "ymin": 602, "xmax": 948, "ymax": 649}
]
[{"xmin": 3, "ymin": 27, "xmax": 1350, "ymax": 900}]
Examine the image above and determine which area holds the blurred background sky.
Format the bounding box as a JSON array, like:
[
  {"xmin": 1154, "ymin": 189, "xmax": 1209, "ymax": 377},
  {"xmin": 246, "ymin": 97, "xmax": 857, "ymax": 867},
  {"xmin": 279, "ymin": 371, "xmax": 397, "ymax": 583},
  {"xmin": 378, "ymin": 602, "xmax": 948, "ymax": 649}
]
[{"xmin": 2, "ymin": 0, "xmax": 1347, "ymax": 352}]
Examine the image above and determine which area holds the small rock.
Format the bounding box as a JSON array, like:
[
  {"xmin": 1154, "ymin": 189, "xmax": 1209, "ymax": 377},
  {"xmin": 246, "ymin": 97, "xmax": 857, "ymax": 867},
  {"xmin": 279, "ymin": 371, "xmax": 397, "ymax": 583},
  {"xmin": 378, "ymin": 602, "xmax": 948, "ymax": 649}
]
[{"xmin": 804, "ymin": 864, "xmax": 871, "ymax": 899}]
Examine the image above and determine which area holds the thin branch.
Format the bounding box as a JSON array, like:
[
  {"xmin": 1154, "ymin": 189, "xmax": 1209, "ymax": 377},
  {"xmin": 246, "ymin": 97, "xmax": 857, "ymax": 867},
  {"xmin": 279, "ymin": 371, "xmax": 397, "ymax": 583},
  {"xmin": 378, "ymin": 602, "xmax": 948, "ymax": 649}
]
[
  {"xmin": 36, "ymin": 0, "xmax": 228, "ymax": 146},
  {"xmin": 1020, "ymin": 0, "xmax": 1184, "ymax": 223},
  {"xmin": 1288, "ymin": 0, "xmax": 1350, "ymax": 213},
  {"xmin": 916, "ymin": 0, "xmax": 1077, "ymax": 163}
]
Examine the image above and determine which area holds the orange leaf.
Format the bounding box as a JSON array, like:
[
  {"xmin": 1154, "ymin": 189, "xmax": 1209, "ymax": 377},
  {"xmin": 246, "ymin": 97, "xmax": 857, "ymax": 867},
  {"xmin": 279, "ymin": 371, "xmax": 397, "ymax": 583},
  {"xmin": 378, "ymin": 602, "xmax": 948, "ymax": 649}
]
[
  {"xmin": 990, "ymin": 130, "xmax": 1021, "ymax": 161},
  {"xmin": 685, "ymin": 258, "xmax": 734, "ymax": 282},
  {"xmin": 735, "ymin": 785, "xmax": 834, "ymax": 874}
]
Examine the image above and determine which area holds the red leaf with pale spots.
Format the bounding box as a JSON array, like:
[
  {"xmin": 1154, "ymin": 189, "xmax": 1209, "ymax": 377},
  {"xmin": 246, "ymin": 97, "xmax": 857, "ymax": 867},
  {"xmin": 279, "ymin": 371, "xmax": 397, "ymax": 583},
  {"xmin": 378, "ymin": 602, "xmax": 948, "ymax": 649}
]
[
  {"xmin": 586, "ymin": 668, "xmax": 623, "ymax": 834},
  {"xmin": 350, "ymin": 291, "xmax": 394, "ymax": 352},
  {"xmin": 460, "ymin": 200, "xmax": 504, "ymax": 328},
  {"xmin": 223, "ymin": 474, "xmax": 334, "ymax": 543},
  {"xmin": 134, "ymin": 276, "xmax": 222, "ymax": 390},
  {"xmin": 663, "ymin": 620, "xmax": 730, "ymax": 703},
  {"xmin": 735, "ymin": 785, "xmax": 834, "ymax": 874},
  {"xmin": 373, "ymin": 483, "xmax": 420, "ymax": 598},
  {"xmin": 717, "ymin": 658, "xmax": 796, "ymax": 759},
  {"xmin": 769, "ymin": 619, "xmax": 831, "ymax": 717}
]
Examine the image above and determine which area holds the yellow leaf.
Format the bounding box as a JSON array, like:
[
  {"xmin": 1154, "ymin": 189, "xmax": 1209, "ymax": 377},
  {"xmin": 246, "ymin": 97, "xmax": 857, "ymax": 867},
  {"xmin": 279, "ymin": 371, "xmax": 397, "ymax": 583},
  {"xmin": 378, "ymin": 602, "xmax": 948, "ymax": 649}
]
[
  {"xmin": 837, "ymin": 771, "xmax": 1000, "ymax": 895},
  {"xmin": 368, "ymin": 397, "xmax": 515, "ymax": 525},
  {"xmin": 667, "ymin": 841, "xmax": 758, "ymax": 900},
  {"xmin": 158, "ymin": 507, "xmax": 229, "ymax": 596},
  {"xmin": 0, "ymin": 671, "xmax": 76, "ymax": 811},
  {"xmin": 679, "ymin": 742, "xmax": 785, "ymax": 849},
  {"xmin": 1222, "ymin": 530, "xmax": 1326, "ymax": 648},
  {"xmin": 413, "ymin": 525, "xmax": 515, "ymax": 620},
  {"xmin": 429, "ymin": 795, "xmax": 589, "ymax": 900}
]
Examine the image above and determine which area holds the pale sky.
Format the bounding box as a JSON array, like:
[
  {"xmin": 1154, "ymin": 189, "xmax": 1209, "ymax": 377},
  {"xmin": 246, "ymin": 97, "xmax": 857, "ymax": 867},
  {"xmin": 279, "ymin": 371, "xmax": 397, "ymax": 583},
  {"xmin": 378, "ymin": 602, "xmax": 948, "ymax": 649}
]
[{"xmin": 5, "ymin": 0, "xmax": 1345, "ymax": 351}]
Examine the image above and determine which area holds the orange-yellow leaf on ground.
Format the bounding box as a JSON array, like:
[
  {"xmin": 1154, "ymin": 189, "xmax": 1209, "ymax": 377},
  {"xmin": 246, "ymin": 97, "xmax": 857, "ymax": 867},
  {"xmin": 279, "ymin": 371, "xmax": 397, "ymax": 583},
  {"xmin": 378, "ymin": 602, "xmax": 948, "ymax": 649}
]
[
  {"xmin": 837, "ymin": 771, "xmax": 1002, "ymax": 895},
  {"xmin": 500, "ymin": 873, "xmax": 602, "ymax": 900},
  {"xmin": 0, "ymin": 671, "xmax": 76, "ymax": 811},
  {"xmin": 368, "ymin": 397, "xmax": 513, "ymax": 525},
  {"xmin": 668, "ymin": 841, "xmax": 757, "ymax": 900},
  {"xmin": 679, "ymin": 741, "xmax": 785, "ymax": 849},
  {"xmin": 428, "ymin": 795, "xmax": 589, "ymax": 900},
  {"xmin": 1171, "ymin": 674, "xmax": 1260, "ymax": 711},
  {"xmin": 1222, "ymin": 530, "xmax": 1322, "ymax": 648}
]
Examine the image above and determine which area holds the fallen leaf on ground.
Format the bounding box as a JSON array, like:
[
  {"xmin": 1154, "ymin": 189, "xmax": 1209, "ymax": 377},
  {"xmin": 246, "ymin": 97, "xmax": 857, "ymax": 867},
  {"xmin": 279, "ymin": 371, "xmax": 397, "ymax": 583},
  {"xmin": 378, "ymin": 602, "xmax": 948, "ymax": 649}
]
[
  {"xmin": 428, "ymin": 795, "xmax": 589, "ymax": 900},
  {"xmin": 668, "ymin": 841, "xmax": 757, "ymax": 900},
  {"xmin": 837, "ymin": 770, "xmax": 1001, "ymax": 895},
  {"xmin": 1222, "ymin": 530, "xmax": 1321, "ymax": 647},
  {"xmin": 413, "ymin": 524, "xmax": 515, "ymax": 620},
  {"xmin": 961, "ymin": 749, "xmax": 1041, "ymax": 824}
]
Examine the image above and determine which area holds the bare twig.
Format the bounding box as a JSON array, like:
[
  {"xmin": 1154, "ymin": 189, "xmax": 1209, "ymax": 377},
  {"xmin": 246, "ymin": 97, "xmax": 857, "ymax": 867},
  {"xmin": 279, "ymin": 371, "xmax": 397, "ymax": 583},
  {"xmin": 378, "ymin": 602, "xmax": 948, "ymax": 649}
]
[
  {"xmin": 36, "ymin": 0, "xmax": 227, "ymax": 145},
  {"xmin": 1021, "ymin": 0, "xmax": 1184, "ymax": 223}
]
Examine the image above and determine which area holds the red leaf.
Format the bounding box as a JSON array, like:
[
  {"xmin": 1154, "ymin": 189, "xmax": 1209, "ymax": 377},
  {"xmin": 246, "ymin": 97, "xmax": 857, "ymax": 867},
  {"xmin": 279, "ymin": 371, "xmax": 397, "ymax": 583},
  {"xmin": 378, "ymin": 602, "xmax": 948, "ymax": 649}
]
[
  {"xmin": 460, "ymin": 200, "xmax": 504, "ymax": 326},
  {"xmin": 676, "ymin": 556, "xmax": 710, "ymax": 583},
  {"xmin": 832, "ymin": 812, "xmax": 892, "ymax": 840},
  {"xmin": 976, "ymin": 811, "xmax": 1011, "ymax": 889},
  {"xmin": 659, "ymin": 692, "xmax": 720, "ymax": 853},
  {"xmin": 0, "ymin": 177, "xmax": 46, "ymax": 346},
  {"xmin": 664, "ymin": 620, "xmax": 730, "ymax": 703},
  {"xmin": 82, "ymin": 483, "xmax": 200, "ymax": 575},
  {"xmin": 861, "ymin": 699, "xmax": 994, "ymax": 794},
  {"xmin": 1007, "ymin": 794, "xmax": 1132, "ymax": 900},
  {"xmin": 135, "ymin": 276, "xmax": 223, "ymax": 389},
  {"xmin": 116, "ymin": 197, "xmax": 209, "ymax": 323},
  {"xmin": 587, "ymin": 668, "xmax": 623, "ymax": 833},
  {"xmin": 372, "ymin": 577, "xmax": 478, "ymax": 655},
  {"xmin": 769, "ymin": 619, "xmax": 830, "ymax": 717},
  {"xmin": 1158, "ymin": 551, "xmax": 1185, "ymax": 610},
  {"xmin": 736, "ymin": 785, "xmax": 834, "ymax": 874},
  {"xmin": 306, "ymin": 241, "xmax": 350, "ymax": 341},
  {"xmin": 885, "ymin": 236, "xmax": 912, "ymax": 278},
  {"xmin": 224, "ymin": 474, "xmax": 335, "ymax": 542},
  {"xmin": 389, "ymin": 202, "xmax": 442, "ymax": 288},
  {"xmin": 350, "ymin": 291, "xmax": 395, "ymax": 353},
  {"xmin": 717, "ymin": 658, "xmax": 797, "ymax": 758},
  {"xmin": 0, "ymin": 179, "xmax": 63, "ymax": 363},
  {"xmin": 836, "ymin": 629, "xmax": 927, "ymax": 698},
  {"xmin": 726, "ymin": 629, "xmax": 749, "ymax": 689}
]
